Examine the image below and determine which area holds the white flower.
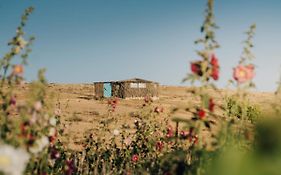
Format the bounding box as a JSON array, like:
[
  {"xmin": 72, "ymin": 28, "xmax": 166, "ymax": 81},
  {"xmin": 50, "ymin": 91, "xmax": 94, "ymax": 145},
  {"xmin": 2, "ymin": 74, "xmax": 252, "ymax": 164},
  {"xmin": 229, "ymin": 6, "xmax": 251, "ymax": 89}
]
[
  {"xmin": 49, "ymin": 117, "xmax": 57, "ymax": 126},
  {"xmin": 29, "ymin": 136, "xmax": 49, "ymax": 154},
  {"xmin": 0, "ymin": 144, "xmax": 30, "ymax": 175},
  {"xmin": 113, "ymin": 129, "xmax": 120, "ymax": 136},
  {"xmin": 48, "ymin": 127, "xmax": 56, "ymax": 136}
]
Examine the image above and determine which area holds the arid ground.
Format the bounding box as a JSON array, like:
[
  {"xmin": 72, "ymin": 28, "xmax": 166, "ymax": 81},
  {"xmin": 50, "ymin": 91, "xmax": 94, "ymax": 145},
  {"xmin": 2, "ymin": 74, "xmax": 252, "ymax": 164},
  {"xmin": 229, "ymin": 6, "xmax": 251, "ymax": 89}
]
[{"xmin": 17, "ymin": 84, "xmax": 277, "ymax": 150}]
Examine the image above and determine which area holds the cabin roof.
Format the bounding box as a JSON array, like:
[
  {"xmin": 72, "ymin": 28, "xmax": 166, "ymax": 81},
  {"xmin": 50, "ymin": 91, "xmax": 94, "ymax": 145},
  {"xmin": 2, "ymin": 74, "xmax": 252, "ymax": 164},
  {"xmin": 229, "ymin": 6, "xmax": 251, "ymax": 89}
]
[{"xmin": 94, "ymin": 77, "xmax": 158, "ymax": 84}]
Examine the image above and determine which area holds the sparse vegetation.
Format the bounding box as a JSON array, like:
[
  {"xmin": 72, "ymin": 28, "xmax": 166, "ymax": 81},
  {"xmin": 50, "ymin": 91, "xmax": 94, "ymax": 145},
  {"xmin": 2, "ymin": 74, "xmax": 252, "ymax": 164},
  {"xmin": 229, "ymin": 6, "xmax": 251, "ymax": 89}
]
[{"xmin": 0, "ymin": 0, "xmax": 281, "ymax": 175}]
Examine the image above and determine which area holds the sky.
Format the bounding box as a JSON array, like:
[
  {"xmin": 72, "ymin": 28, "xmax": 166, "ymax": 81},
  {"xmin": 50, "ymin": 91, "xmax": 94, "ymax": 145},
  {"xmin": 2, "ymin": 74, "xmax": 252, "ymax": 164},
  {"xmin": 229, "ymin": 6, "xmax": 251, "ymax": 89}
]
[{"xmin": 0, "ymin": 0, "xmax": 280, "ymax": 92}]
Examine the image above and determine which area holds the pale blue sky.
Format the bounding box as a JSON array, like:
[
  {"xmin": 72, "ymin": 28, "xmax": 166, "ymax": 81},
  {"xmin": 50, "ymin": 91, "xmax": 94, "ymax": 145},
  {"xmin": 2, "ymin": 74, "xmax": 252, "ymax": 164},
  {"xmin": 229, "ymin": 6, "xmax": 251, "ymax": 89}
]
[{"xmin": 0, "ymin": 0, "xmax": 280, "ymax": 92}]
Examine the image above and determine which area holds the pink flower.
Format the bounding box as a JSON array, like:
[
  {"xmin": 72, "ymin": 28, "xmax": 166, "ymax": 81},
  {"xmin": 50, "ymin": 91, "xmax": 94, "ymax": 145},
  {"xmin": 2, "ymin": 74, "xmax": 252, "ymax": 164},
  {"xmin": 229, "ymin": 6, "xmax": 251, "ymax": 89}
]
[
  {"xmin": 233, "ymin": 64, "xmax": 255, "ymax": 84},
  {"xmin": 166, "ymin": 125, "xmax": 174, "ymax": 138},
  {"xmin": 131, "ymin": 154, "xmax": 139, "ymax": 162},
  {"xmin": 180, "ymin": 130, "xmax": 189, "ymax": 140}
]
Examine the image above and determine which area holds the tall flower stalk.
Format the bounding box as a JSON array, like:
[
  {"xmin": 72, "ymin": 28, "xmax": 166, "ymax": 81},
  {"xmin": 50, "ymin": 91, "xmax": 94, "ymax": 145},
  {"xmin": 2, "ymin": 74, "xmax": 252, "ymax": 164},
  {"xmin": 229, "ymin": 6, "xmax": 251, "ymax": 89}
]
[
  {"xmin": 178, "ymin": 0, "xmax": 220, "ymax": 152},
  {"xmin": 231, "ymin": 24, "xmax": 256, "ymax": 92}
]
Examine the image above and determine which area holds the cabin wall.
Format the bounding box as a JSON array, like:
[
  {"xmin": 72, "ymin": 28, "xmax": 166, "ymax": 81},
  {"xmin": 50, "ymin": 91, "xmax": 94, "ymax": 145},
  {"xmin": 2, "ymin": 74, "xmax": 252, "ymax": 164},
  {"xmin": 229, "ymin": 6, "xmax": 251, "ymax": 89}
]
[
  {"xmin": 123, "ymin": 82, "xmax": 158, "ymax": 98},
  {"xmin": 94, "ymin": 83, "xmax": 104, "ymax": 98}
]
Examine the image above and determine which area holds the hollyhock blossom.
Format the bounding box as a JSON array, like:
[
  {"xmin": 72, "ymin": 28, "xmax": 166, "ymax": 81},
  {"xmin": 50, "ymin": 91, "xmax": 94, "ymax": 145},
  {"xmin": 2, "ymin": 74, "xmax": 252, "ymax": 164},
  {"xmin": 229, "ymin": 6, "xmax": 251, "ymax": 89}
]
[
  {"xmin": 198, "ymin": 109, "xmax": 206, "ymax": 119},
  {"xmin": 0, "ymin": 144, "xmax": 30, "ymax": 175},
  {"xmin": 180, "ymin": 130, "xmax": 189, "ymax": 140},
  {"xmin": 208, "ymin": 98, "xmax": 215, "ymax": 112},
  {"xmin": 156, "ymin": 141, "xmax": 164, "ymax": 151},
  {"xmin": 12, "ymin": 65, "xmax": 24, "ymax": 76},
  {"xmin": 210, "ymin": 54, "xmax": 219, "ymax": 67},
  {"xmin": 49, "ymin": 117, "xmax": 57, "ymax": 126},
  {"xmin": 65, "ymin": 160, "xmax": 76, "ymax": 175},
  {"xmin": 131, "ymin": 154, "xmax": 139, "ymax": 162},
  {"xmin": 190, "ymin": 61, "xmax": 203, "ymax": 76},
  {"xmin": 166, "ymin": 125, "xmax": 174, "ymax": 138},
  {"xmin": 210, "ymin": 53, "xmax": 219, "ymax": 80},
  {"xmin": 245, "ymin": 64, "xmax": 255, "ymax": 80},
  {"xmin": 50, "ymin": 148, "xmax": 60, "ymax": 160},
  {"xmin": 233, "ymin": 64, "xmax": 255, "ymax": 83},
  {"xmin": 29, "ymin": 136, "xmax": 49, "ymax": 154},
  {"xmin": 211, "ymin": 67, "xmax": 219, "ymax": 80}
]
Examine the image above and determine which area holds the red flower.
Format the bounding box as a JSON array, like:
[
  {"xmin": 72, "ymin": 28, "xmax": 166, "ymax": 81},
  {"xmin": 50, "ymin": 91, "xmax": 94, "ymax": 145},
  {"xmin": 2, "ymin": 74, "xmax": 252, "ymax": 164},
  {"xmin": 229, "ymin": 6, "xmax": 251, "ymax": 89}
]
[
  {"xmin": 65, "ymin": 160, "xmax": 76, "ymax": 175},
  {"xmin": 50, "ymin": 148, "xmax": 60, "ymax": 159},
  {"xmin": 208, "ymin": 98, "xmax": 215, "ymax": 112},
  {"xmin": 210, "ymin": 54, "xmax": 219, "ymax": 67},
  {"xmin": 156, "ymin": 141, "xmax": 164, "ymax": 151},
  {"xmin": 211, "ymin": 67, "xmax": 219, "ymax": 80},
  {"xmin": 193, "ymin": 135, "xmax": 199, "ymax": 144},
  {"xmin": 166, "ymin": 125, "xmax": 174, "ymax": 138},
  {"xmin": 131, "ymin": 154, "xmax": 139, "ymax": 162},
  {"xmin": 190, "ymin": 61, "xmax": 203, "ymax": 76},
  {"xmin": 198, "ymin": 109, "xmax": 206, "ymax": 119}
]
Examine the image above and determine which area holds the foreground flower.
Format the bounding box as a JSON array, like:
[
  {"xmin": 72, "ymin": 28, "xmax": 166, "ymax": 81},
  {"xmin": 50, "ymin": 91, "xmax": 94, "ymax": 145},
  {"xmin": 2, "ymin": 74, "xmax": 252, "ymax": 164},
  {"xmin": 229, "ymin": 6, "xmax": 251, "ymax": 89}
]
[
  {"xmin": 12, "ymin": 65, "xmax": 24, "ymax": 76},
  {"xmin": 233, "ymin": 64, "xmax": 255, "ymax": 84},
  {"xmin": 49, "ymin": 117, "xmax": 57, "ymax": 126},
  {"xmin": 211, "ymin": 67, "xmax": 219, "ymax": 80},
  {"xmin": 131, "ymin": 154, "xmax": 139, "ymax": 162},
  {"xmin": 190, "ymin": 61, "xmax": 203, "ymax": 76},
  {"xmin": 0, "ymin": 144, "xmax": 30, "ymax": 175},
  {"xmin": 210, "ymin": 54, "xmax": 219, "ymax": 67},
  {"xmin": 210, "ymin": 53, "xmax": 219, "ymax": 80},
  {"xmin": 197, "ymin": 109, "xmax": 206, "ymax": 119},
  {"xmin": 29, "ymin": 136, "xmax": 49, "ymax": 154},
  {"xmin": 156, "ymin": 141, "xmax": 164, "ymax": 151},
  {"xmin": 65, "ymin": 159, "xmax": 76, "ymax": 175},
  {"xmin": 50, "ymin": 148, "xmax": 60, "ymax": 160},
  {"xmin": 180, "ymin": 130, "xmax": 189, "ymax": 140},
  {"xmin": 166, "ymin": 125, "xmax": 174, "ymax": 138},
  {"xmin": 208, "ymin": 98, "xmax": 215, "ymax": 112}
]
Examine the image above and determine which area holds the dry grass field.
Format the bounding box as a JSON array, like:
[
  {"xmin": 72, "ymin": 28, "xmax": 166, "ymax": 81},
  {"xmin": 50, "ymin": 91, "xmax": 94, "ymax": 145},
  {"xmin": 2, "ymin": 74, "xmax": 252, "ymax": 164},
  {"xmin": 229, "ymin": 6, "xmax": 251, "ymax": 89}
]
[{"xmin": 16, "ymin": 83, "xmax": 273, "ymax": 150}]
